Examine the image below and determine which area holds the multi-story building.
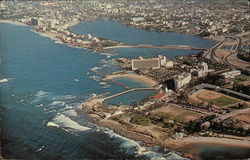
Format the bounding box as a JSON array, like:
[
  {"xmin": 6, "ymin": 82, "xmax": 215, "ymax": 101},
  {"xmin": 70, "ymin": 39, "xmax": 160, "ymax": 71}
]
[
  {"xmin": 132, "ymin": 57, "xmax": 160, "ymax": 70},
  {"xmin": 221, "ymin": 70, "xmax": 241, "ymax": 79},
  {"xmin": 174, "ymin": 72, "xmax": 192, "ymax": 90}
]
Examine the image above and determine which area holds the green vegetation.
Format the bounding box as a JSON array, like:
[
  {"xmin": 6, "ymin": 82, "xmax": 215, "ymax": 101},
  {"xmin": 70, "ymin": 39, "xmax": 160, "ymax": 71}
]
[
  {"xmin": 130, "ymin": 110, "xmax": 200, "ymax": 128},
  {"xmin": 130, "ymin": 115, "xmax": 151, "ymax": 126},
  {"xmin": 233, "ymin": 82, "xmax": 250, "ymax": 95},
  {"xmin": 167, "ymin": 27, "xmax": 186, "ymax": 32},
  {"xmin": 198, "ymin": 31, "xmax": 211, "ymax": 37},
  {"xmin": 174, "ymin": 111, "xmax": 199, "ymax": 123},
  {"xmin": 237, "ymin": 49, "xmax": 250, "ymax": 62},
  {"xmin": 198, "ymin": 96, "xmax": 240, "ymax": 107},
  {"xmin": 229, "ymin": 28, "xmax": 240, "ymax": 34},
  {"xmin": 234, "ymin": 74, "xmax": 250, "ymax": 82}
]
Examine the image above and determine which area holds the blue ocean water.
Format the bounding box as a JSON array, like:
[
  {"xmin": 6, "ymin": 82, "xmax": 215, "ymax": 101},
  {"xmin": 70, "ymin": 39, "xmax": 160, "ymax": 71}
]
[
  {"xmin": 70, "ymin": 21, "xmax": 215, "ymax": 59},
  {"xmin": 70, "ymin": 20, "xmax": 215, "ymax": 47},
  {"xmin": 0, "ymin": 22, "xmax": 191, "ymax": 159}
]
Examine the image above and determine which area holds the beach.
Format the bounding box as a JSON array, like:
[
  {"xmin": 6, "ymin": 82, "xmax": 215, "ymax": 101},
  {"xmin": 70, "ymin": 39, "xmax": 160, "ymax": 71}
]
[
  {"xmin": 98, "ymin": 117, "xmax": 250, "ymax": 159},
  {"xmin": 0, "ymin": 20, "xmax": 27, "ymax": 26},
  {"xmin": 182, "ymin": 136, "xmax": 250, "ymax": 148},
  {"xmin": 105, "ymin": 74, "xmax": 158, "ymax": 87}
]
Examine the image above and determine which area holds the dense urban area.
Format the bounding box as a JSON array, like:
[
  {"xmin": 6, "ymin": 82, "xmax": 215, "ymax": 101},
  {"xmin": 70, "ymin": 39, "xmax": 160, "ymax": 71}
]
[
  {"xmin": 1, "ymin": 0, "xmax": 250, "ymax": 49},
  {"xmin": 1, "ymin": 0, "xmax": 250, "ymax": 159}
]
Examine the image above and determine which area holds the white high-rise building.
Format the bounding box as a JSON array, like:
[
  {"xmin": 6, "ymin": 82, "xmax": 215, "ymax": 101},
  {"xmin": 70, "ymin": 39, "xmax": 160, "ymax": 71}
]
[{"xmin": 174, "ymin": 73, "xmax": 192, "ymax": 90}]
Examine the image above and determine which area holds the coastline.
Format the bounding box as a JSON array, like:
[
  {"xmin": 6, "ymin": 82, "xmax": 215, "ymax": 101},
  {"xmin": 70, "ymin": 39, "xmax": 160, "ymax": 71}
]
[
  {"xmin": 182, "ymin": 136, "xmax": 250, "ymax": 148},
  {"xmin": 90, "ymin": 115, "xmax": 250, "ymax": 160},
  {"xmin": 0, "ymin": 20, "xmax": 27, "ymax": 26},
  {"xmin": 102, "ymin": 44, "xmax": 194, "ymax": 50},
  {"xmin": 105, "ymin": 73, "xmax": 158, "ymax": 87},
  {"xmin": 2, "ymin": 18, "xmax": 249, "ymax": 159}
]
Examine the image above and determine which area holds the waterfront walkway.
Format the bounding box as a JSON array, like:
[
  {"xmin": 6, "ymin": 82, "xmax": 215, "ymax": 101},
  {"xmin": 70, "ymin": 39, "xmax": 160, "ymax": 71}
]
[
  {"xmin": 102, "ymin": 44, "xmax": 207, "ymax": 50},
  {"xmin": 103, "ymin": 87, "xmax": 157, "ymax": 101},
  {"xmin": 105, "ymin": 79, "xmax": 131, "ymax": 89}
]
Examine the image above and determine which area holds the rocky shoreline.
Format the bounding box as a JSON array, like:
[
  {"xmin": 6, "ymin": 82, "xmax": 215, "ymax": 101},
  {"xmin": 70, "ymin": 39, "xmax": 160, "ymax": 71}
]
[{"xmin": 81, "ymin": 71, "xmax": 250, "ymax": 160}]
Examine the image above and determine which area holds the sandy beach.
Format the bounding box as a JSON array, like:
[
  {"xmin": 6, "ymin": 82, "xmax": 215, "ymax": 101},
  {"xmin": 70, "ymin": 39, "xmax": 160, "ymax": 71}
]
[
  {"xmin": 105, "ymin": 73, "xmax": 158, "ymax": 87},
  {"xmin": 0, "ymin": 20, "xmax": 27, "ymax": 26},
  {"xmin": 183, "ymin": 136, "xmax": 250, "ymax": 148}
]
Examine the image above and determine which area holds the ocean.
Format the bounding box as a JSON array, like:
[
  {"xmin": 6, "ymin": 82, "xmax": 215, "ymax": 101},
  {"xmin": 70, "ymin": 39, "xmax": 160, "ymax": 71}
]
[{"xmin": 0, "ymin": 21, "xmax": 215, "ymax": 159}]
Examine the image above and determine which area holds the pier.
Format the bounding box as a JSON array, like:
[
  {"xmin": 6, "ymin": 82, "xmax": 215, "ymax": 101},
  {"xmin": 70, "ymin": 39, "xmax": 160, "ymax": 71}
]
[
  {"xmin": 102, "ymin": 44, "xmax": 207, "ymax": 50},
  {"xmin": 105, "ymin": 79, "xmax": 131, "ymax": 89},
  {"xmin": 103, "ymin": 87, "xmax": 157, "ymax": 101}
]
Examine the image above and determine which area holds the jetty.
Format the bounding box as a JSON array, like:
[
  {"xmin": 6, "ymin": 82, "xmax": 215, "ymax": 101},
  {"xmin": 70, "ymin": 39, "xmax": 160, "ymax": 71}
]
[
  {"xmin": 105, "ymin": 79, "xmax": 131, "ymax": 89},
  {"xmin": 103, "ymin": 87, "xmax": 157, "ymax": 101},
  {"xmin": 102, "ymin": 44, "xmax": 207, "ymax": 50}
]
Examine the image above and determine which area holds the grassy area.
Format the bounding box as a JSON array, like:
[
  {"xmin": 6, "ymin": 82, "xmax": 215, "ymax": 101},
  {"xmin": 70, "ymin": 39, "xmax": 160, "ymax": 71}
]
[
  {"xmin": 151, "ymin": 111, "xmax": 199, "ymax": 123},
  {"xmin": 174, "ymin": 111, "xmax": 200, "ymax": 123},
  {"xmin": 130, "ymin": 115, "xmax": 151, "ymax": 126},
  {"xmin": 167, "ymin": 27, "xmax": 186, "ymax": 32},
  {"xmin": 198, "ymin": 96, "xmax": 240, "ymax": 107},
  {"xmin": 234, "ymin": 74, "xmax": 250, "ymax": 82}
]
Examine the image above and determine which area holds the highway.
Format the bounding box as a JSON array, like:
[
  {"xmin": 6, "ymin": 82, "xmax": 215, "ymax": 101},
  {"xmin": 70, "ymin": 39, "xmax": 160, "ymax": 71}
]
[{"xmin": 205, "ymin": 35, "xmax": 250, "ymax": 74}]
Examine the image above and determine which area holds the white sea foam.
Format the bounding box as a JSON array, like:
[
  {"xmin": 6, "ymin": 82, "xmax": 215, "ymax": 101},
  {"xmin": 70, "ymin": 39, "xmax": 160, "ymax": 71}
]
[
  {"xmin": 47, "ymin": 122, "xmax": 59, "ymax": 128},
  {"xmin": 163, "ymin": 152, "xmax": 189, "ymax": 160},
  {"xmin": 100, "ymin": 59, "xmax": 108, "ymax": 64},
  {"xmin": 55, "ymin": 40, "xmax": 63, "ymax": 44},
  {"xmin": 0, "ymin": 78, "xmax": 12, "ymax": 83},
  {"xmin": 35, "ymin": 145, "xmax": 45, "ymax": 152},
  {"xmin": 35, "ymin": 90, "xmax": 48, "ymax": 97},
  {"xmin": 90, "ymin": 75, "xmax": 101, "ymax": 81},
  {"xmin": 90, "ymin": 93, "xmax": 97, "ymax": 98},
  {"xmin": 91, "ymin": 66, "xmax": 102, "ymax": 73},
  {"xmin": 50, "ymin": 101, "xmax": 65, "ymax": 106},
  {"xmin": 101, "ymin": 64, "xmax": 109, "ymax": 67},
  {"xmin": 63, "ymin": 109, "xmax": 78, "ymax": 117},
  {"xmin": 100, "ymin": 81, "xmax": 110, "ymax": 88},
  {"xmin": 52, "ymin": 114, "xmax": 90, "ymax": 131},
  {"xmin": 52, "ymin": 95, "xmax": 76, "ymax": 101},
  {"xmin": 33, "ymin": 91, "xmax": 50, "ymax": 103},
  {"xmin": 64, "ymin": 105, "xmax": 73, "ymax": 109},
  {"xmin": 46, "ymin": 110, "xmax": 57, "ymax": 113},
  {"xmin": 63, "ymin": 95, "xmax": 76, "ymax": 100},
  {"xmin": 101, "ymin": 128, "xmax": 187, "ymax": 160},
  {"xmin": 35, "ymin": 104, "xmax": 44, "ymax": 107},
  {"xmin": 99, "ymin": 52, "xmax": 116, "ymax": 58}
]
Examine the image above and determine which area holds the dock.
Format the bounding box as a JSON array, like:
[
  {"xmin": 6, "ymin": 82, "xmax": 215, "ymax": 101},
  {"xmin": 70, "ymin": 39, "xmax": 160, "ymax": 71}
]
[
  {"xmin": 103, "ymin": 87, "xmax": 157, "ymax": 101},
  {"xmin": 105, "ymin": 79, "xmax": 131, "ymax": 89}
]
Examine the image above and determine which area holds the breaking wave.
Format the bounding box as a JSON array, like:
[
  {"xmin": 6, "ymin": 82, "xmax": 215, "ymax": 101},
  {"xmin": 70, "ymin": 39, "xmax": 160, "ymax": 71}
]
[
  {"xmin": 51, "ymin": 114, "xmax": 90, "ymax": 132},
  {"xmin": 100, "ymin": 128, "xmax": 188, "ymax": 160},
  {"xmin": 50, "ymin": 101, "xmax": 65, "ymax": 106},
  {"xmin": 47, "ymin": 122, "xmax": 59, "ymax": 128},
  {"xmin": 63, "ymin": 109, "xmax": 78, "ymax": 117},
  {"xmin": 32, "ymin": 91, "xmax": 51, "ymax": 103},
  {"xmin": 0, "ymin": 78, "xmax": 12, "ymax": 83}
]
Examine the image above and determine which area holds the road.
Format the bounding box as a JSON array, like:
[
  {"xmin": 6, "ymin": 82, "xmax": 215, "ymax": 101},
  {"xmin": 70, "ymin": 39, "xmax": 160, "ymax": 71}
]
[{"xmin": 205, "ymin": 34, "xmax": 250, "ymax": 74}]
